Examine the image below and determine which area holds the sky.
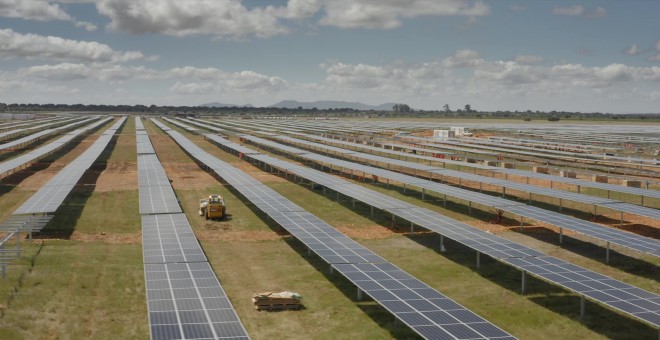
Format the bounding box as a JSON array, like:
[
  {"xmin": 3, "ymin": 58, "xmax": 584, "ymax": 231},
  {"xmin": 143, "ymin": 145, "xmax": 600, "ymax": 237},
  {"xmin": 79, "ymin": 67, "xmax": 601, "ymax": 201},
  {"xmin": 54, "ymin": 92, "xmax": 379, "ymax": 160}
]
[{"xmin": 0, "ymin": 0, "xmax": 659, "ymax": 113}]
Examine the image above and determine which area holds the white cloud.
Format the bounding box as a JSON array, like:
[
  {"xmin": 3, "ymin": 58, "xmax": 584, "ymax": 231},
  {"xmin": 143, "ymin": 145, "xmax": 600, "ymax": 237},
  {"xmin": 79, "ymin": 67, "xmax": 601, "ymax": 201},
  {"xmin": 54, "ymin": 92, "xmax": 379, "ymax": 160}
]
[
  {"xmin": 268, "ymin": 0, "xmax": 321, "ymax": 19},
  {"xmin": 320, "ymin": 51, "xmax": 660, "ymax": 99},
  {"xmin": 623, "ymin": 43, "xmax": 642, "ymax": 55},
  {"xmin": 0, "ymin": 0, "xmax": 71, "ymax": 21},
  {"xmin": 319, "ymin": 0, "xmax": 489, "ymax": 29},
  {"xmin": 96, "ymin": 0, "xmax": 289, "ymax": 38},
  {"xmin": 0, "ymin": 0, "xmax": 101, "ymax": 31},
  {"xmin": 552, "ymin": 5, "xmax": 606, "ymax": 18},
  {"xmin": 20, "ymin": 63, "xmax": 289, "ymax": 92},
  {"xmin": 74, "ymin": 20, "xmax": 98, "ymax": 31},
  {"xmin": 0, "ymin": 29, "xmax": 145, "ymax": 62},
  {"xmin": 552, "ymin": 5, "xmax": 584, "ymax": 16},
  {"xmin": 442, "ymin": 49, "xmax": 483, "ymax": 68}
]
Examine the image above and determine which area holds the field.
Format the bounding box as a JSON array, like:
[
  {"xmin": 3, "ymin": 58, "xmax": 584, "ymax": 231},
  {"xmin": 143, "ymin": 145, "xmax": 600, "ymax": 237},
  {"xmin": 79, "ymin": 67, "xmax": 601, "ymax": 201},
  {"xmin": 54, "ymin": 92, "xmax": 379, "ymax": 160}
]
[{"xmin": 0, "ymin": 117, "xmax": 658, "ymax": 339}]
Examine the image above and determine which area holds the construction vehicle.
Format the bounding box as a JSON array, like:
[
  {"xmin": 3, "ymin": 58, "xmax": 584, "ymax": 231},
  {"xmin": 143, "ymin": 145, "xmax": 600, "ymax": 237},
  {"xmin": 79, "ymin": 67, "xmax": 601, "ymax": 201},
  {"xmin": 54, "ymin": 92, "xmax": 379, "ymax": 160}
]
[{"xmin": 199, "ymin": 194, "xmax": 226, "ymax": 220}]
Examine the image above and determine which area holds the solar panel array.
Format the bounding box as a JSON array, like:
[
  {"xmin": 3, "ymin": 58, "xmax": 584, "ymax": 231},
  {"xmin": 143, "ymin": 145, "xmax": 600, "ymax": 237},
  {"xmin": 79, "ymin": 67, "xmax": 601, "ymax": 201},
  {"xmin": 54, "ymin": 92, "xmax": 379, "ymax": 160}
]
[
  {"xmin": 277, "ymin": 131, "xmax": 660, "ymax": 201},
  {"xmin": 204, "ymin": 131, "xmax": 660, "ymax": 329},
  {"xmin": 0, "ymin": 117, "xmax": 111, "ymax": 177},
  {"xmin": 0, "ymin": 117, "xmax": 77, "ymax": 140},
  {"xmin": 136, "ymin": 118, "xmax": 181, "ymax": 215},
  {"xmin": 155, "ymin": 122, "xmax": 516, "ymax": 340},
  {"xmin": 161, "ymin": 117, "xmax": 199, "ymax": 133},
  {"xmin": 137, "ymin": 117, "xmax": 250, "ymax": 340},
  {"xmin": 13, "ymin": 117, "xmax": 125, "ymax": 214},
  {"xmin": 224, "ymin": 120, "xmax": 660, "ymax": 199},
  {"xmin": 0, "ymin": 117, "xmax": 99, "ymax": 151},
  {"xmin": 240, "ymin": 135, "xmax": 660, "ymax": 258}
]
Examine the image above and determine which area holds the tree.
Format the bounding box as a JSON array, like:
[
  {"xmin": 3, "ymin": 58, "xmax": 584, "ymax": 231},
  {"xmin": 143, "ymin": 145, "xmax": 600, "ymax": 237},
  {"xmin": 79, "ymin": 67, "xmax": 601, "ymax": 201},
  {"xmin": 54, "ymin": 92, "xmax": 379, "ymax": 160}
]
[
  {"xmin": 464, "ymin": 104, "xmax": 472, "ymax": 112},
  {"xmin": 393, "ymin": 103, "xmax": 411, "ymax": 113},
  {"xmin": 442, "ymin": 104, "xmax": 450, "ymax": 113}
]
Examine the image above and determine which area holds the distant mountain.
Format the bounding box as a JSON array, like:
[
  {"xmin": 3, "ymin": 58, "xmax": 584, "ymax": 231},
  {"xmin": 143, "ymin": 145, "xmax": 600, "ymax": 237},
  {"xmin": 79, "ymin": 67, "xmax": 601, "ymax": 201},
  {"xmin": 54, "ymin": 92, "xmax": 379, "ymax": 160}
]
[
  {"xmin": 269, "ymin": 100, "xmax": 398, "ymax": 111},
  {"xmin": 200, "ymin": 102, "xmax": 253, "ymax": 108}
]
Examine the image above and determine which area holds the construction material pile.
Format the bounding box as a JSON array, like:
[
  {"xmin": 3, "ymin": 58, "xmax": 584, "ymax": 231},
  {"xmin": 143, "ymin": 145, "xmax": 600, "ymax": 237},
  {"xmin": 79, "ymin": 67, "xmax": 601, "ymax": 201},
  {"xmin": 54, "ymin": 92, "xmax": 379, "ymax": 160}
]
[{"xmin": 252, "ymin": 291, "xmax": 303, "ymax": 311}]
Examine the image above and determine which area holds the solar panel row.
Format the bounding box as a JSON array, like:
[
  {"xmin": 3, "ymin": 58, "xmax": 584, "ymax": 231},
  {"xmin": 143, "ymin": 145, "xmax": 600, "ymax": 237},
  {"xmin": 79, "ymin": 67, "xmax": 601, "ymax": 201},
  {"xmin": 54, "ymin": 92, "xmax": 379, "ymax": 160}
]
[
  {"xmin": 229, "ymin": 120, "xmax": 660, "ymax": 200},
  {"xmin": 13, "ymin": 117, "xmax": 125, "ymax": 214},
  {"xmin": 137, "ymin": 118, "xmax": 249, "ymax": 340},
  {"xmin": 155, "ymin": 122, "xmax": 516, "ymax": 340},
  {"xmin": 0, "ymin": 117, "xmax": 111, "ymax": 177},
  {"xmin": 204, "ymin": 131, "xmax": 660, "ymax": 329},
  {"xmin": 242, "ymin": 134, "xmax": 660, "ymax": 257}
]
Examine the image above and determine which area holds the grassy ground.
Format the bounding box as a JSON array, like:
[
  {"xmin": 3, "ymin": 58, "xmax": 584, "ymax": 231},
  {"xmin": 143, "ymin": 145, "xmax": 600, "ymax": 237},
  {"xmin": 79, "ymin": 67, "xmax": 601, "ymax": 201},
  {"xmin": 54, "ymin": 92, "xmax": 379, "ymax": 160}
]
[{"xmin": 0, "ymin": 116, "xmax": 657, "ymax": 339}]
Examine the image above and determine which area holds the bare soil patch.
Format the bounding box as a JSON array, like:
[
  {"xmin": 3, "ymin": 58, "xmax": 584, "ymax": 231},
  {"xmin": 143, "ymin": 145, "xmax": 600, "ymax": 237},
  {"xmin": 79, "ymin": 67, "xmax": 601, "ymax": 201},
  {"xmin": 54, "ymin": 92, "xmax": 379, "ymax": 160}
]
[
  {"xmin": 94, "ymin": 162, "xmax": 138, "ymax": 192},
  {"xmin": 69, "ymin": 231, "xmax": 141, "ymax": 244},
  {"xmin": 162, "ymin": 163, "xmax": 217, "ymax": 190}
]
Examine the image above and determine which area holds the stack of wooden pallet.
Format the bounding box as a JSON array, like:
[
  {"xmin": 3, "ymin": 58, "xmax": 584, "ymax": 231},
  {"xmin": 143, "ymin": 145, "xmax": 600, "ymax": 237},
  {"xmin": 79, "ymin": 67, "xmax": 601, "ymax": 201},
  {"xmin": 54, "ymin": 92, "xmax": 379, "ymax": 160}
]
[{"xmin": 252, "ymin": 291, "xmax": 302, "ymax": 311}]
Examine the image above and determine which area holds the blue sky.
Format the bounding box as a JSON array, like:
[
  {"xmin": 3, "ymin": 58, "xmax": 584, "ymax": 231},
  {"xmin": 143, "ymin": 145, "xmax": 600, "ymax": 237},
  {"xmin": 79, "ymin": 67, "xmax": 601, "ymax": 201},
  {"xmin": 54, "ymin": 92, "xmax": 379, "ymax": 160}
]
[{"xmin": 0, "ymin": 0, "xmax": 659, "ymax": 113}]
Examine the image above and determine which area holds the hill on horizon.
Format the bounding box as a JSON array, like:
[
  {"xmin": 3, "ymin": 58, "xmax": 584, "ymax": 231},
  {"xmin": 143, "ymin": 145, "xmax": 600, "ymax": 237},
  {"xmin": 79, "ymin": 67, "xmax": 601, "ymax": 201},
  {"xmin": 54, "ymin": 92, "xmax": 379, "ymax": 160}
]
[{"xmin": 269, "ymin": 100, "xmax": 397, "ymax": 110}]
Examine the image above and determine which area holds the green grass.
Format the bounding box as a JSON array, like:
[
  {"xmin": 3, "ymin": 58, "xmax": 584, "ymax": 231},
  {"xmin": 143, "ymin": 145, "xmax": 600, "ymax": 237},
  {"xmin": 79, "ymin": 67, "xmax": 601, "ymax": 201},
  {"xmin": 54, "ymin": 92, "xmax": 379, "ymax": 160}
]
[{"xmin": 0, "ymin": 241, "xmax": 147, "ymax": 339}]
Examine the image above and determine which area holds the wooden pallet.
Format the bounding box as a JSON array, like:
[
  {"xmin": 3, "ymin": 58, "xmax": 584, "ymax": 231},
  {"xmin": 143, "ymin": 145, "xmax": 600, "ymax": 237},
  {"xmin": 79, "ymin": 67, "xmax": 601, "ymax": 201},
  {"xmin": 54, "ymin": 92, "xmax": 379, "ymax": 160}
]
[{"xmin": 254, "ymin": 303, "xmax": 301, "ymax": 311}]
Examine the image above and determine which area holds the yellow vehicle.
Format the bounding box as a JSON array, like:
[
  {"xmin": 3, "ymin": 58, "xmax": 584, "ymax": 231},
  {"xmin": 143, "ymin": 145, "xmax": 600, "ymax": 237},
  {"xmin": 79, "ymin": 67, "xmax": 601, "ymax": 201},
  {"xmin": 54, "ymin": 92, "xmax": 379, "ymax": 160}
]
[{"xmin": 199, "ymin": 194, "xmax": 226, "ymax": 220}]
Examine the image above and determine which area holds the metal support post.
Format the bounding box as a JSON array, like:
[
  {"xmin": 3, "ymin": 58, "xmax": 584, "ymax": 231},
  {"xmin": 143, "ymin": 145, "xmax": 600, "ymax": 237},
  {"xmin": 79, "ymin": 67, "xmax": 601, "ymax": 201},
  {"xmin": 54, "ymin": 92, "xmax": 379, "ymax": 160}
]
[
  {"xmin": 439, "ymin": 235, "xmax": 446, "ymax": 252},
  {"xmin": 559, "ymin": 227, "xmax": 563, "ymax": 245},
  {"xmin": 357, "ymin": 288, "xmax": 363, "ymax": 301},
  {"xmin": 521, "ymin": 271, "xmax": 527, "ymax": 294},
  {"xmin": 476, "ymin": 251, "xmax": 481, "ymax": 269},
  {"xmin": 16, "ymin": 233, "xmax": 20, "ymax": 257},
  {"xmin": 580, "ymin": 295, "xmax": 585, "ymax": 320},
  {"xmin": 606, "ymin": 242, "xmax": 610, "ymax": 264}
]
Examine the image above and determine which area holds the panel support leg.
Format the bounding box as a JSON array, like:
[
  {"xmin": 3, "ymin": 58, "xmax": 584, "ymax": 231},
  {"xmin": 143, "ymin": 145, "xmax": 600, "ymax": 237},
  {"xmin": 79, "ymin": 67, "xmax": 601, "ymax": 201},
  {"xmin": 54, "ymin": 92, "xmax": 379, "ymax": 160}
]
[
  {"xmin": 476, "ymin": 251, "xmax": 481, "ymax": 269},
  {"xmin": 521, "ymin": 270, "xmax": 527, "ymax": 294},
  {"xmin": 580, "ymin": 295, "xmax": 585, "ymax": 321},
  {"xmin": 357, "ymin": 288, "xmax": 363, "ymax": 301},
  {"xmin": 606, "ymin": 242, "xmax": 610, "ymax": 264},
  {"xmin": 439, "ymin": 235, "xmax": 446, "ymax": 252},
  {"xmin": 559, "ymin": 227, "xmax": 563, "ymax": 245}
]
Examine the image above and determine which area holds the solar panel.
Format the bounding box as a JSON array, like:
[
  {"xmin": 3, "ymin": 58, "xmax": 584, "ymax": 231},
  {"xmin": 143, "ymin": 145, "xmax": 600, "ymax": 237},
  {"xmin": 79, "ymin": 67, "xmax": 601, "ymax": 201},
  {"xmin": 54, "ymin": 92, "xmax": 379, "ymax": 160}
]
[
  {"xmin": 13, "ymin": 117, "xmax": 126, "ymax": 214},
  {"xmin": 334, "ymin": 262, "xmax": 515, "ymax": 340},
  {"xmin": 153, "ymin": 125, "xmax": 517, "ymax": 339},
  {"xmin": 210, "ymin": 130, "xmax": 660, "ymax": 329},
  {"xmin": 241, "ymin": 134, "xmax": 660, "ymax": 258},
  {"xmin": 503, "ymin": 256, "xmax": 660, "ymax": 327},
  {"xmin": 161, "ymin": 117, "xmax": 199, "ymax": 132},
  {"xmin": 139, "ymin": 185, "xmax": 182, "ymax": 215},
  {"xmin": 136, "ymin": 127, "xmax": 250, "ymax": 340},
  {"xmin": 142, "ymin": 214, "xmax": 208, "ymax": 264},
  {"xmin": 0, "ymin": 117, "xmax": 100, "ymax": 151},
  {"xmin": 145, "ymin": 262, "xmax": 249, "ymax": 340},
  {"xmin": 136, "ymin": 117, "xmax": 146, "ymax": 130},
  {"xmin": 138, "ymin": 154, "xmax": 172, "ymax": 187}
]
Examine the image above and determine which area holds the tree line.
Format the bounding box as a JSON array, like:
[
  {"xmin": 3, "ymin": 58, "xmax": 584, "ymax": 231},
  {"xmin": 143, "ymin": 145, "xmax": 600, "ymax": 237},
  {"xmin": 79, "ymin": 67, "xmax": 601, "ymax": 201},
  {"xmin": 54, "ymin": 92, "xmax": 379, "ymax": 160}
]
[{"xmin": 0, "ymin": 102, "xmax": 657, "ymax": 120}]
